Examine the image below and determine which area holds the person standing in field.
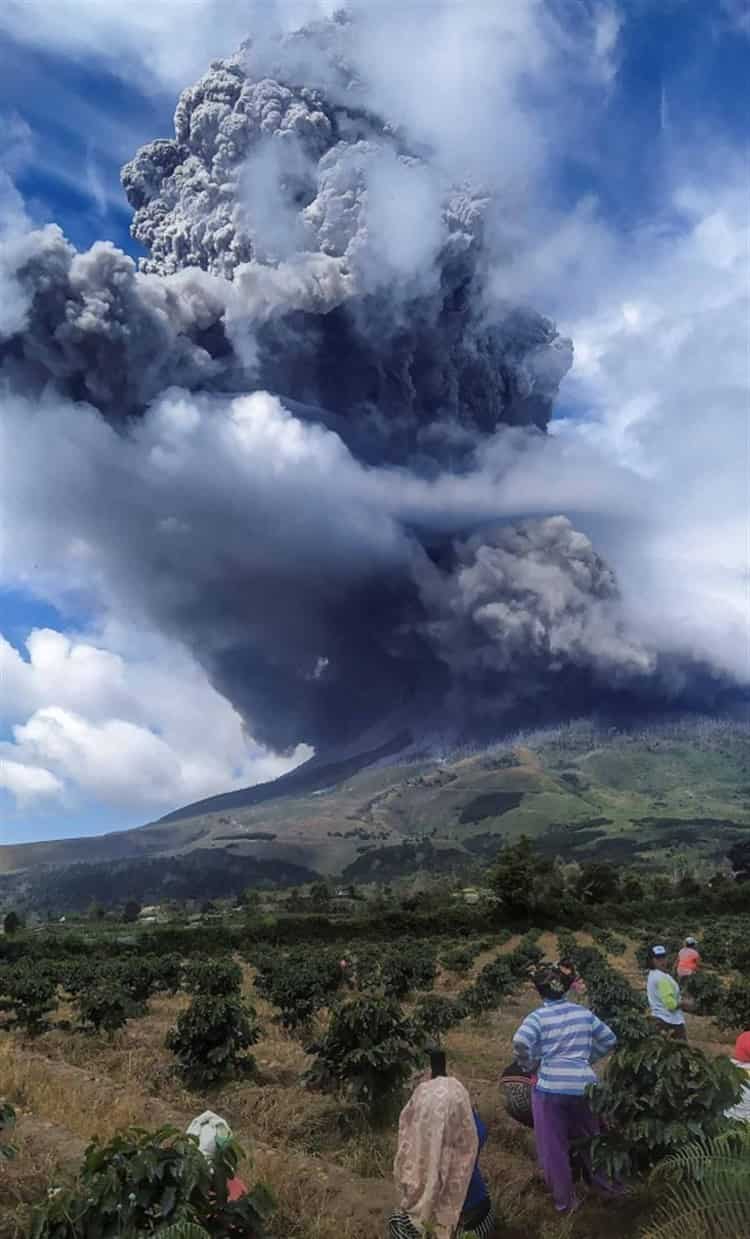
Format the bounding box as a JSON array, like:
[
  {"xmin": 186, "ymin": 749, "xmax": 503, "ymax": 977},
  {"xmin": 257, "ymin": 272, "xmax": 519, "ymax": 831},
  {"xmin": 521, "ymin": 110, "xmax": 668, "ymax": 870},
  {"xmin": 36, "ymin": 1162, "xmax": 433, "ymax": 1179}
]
[
  {"xmin": 647, "ymin": 945, "xmax": 687, "ymax": 1040},
  {"xmin": 676, "ymin": 936, "xmax": 701, "ymax": 979},
  {"xmin": 389, "ymin": 1069, "xmax": 480, "ymax": 1239},
  {"xmin": 512, "ymin": 962, "xmax": 619, "ymax": 1214}
]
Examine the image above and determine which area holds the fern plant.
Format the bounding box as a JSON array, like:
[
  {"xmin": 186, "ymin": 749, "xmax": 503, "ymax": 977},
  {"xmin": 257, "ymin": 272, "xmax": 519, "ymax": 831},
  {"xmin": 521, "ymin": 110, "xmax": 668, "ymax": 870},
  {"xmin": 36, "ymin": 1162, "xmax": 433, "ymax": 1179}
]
[{"xmin": 642, "ymin": 1125, "xmax": 750, "ymax": 1239}]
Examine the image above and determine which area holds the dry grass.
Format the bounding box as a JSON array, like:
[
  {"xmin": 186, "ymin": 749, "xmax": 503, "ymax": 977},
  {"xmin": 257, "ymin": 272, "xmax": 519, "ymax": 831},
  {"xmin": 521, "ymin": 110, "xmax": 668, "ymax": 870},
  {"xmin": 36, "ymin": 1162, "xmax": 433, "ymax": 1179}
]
[{"xmin": 0, "ymin": 936, "xmax": 738, "ymax": 1239}]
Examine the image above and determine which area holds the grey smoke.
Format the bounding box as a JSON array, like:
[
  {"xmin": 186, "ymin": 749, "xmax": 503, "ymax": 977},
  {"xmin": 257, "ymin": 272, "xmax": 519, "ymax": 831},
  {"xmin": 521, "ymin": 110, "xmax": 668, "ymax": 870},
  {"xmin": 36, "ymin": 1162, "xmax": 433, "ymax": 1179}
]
[{"xmin": 0, "ymin": 15, "xmax": 738, "ymax": 761}]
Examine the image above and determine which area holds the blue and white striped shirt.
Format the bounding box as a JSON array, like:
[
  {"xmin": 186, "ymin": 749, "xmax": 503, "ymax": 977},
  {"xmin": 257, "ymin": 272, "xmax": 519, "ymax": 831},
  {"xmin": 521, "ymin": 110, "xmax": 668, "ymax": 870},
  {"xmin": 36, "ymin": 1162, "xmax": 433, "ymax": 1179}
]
[{"xmin": 512, "ymin": 1000, "xmax": 617, "ymax": 1095}]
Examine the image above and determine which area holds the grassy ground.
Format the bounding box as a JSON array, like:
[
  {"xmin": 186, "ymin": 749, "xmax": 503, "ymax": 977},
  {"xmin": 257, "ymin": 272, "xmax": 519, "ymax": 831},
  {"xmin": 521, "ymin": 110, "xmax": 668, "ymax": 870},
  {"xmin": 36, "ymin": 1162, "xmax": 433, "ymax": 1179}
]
[{"xmin": 0, "ymin": 933, "xmax": 737, "ymax": 1239}]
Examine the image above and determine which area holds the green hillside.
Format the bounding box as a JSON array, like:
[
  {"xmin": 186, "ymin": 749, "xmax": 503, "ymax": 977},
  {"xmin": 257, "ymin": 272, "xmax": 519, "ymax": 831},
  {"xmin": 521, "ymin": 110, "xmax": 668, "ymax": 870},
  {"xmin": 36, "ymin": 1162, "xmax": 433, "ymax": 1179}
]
[{"xmin": 1, "ymin": 717, "xmax": 748, "ymax": 910}]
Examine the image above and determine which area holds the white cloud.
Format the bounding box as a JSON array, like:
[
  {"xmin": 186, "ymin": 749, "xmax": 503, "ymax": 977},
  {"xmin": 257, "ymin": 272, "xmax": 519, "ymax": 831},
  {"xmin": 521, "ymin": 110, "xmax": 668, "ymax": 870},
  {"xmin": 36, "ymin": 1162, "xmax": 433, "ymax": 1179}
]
[
  {"xmin": 0, "ymin": 758, "xmax": 63, "ymax": 806},
  {"xmin": 0, "ymin": 1, "xmax": 332, "ymax": 91},
  {"xmin": 0, "ymin": 625, "xmax": 311, "ymax": 815},
  {"xmin": 555, "ymin": 165, "xmax": 750, "ymax": 683}
]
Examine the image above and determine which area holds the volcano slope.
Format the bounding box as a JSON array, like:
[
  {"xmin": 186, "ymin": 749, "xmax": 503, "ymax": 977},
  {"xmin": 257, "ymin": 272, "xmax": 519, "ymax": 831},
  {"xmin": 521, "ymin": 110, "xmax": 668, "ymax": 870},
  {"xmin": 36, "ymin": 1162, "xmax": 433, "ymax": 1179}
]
[{"xmin": 0, "ymin": 717, "xmax": 747, "ymax": 911}]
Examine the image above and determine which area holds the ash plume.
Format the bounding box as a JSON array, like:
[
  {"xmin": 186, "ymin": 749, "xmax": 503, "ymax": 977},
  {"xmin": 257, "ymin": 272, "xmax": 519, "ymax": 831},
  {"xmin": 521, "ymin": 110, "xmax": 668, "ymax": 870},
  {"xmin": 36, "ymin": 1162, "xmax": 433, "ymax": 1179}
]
[{"xmin": 0, "ymin": 14, "xmax": 738, "ymax": 765}]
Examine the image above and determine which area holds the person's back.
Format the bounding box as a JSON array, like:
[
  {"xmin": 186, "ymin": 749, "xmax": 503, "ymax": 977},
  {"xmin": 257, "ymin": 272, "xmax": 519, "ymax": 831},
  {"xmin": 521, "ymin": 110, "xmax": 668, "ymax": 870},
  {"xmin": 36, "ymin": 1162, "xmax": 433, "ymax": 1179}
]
[
  {"xmin": 514, "ymin": 999, "xmax": 615, "ymax": 1094},
  {"xmin": 676, "ymin": 945, "xmax": 700, "ymax": 978}
]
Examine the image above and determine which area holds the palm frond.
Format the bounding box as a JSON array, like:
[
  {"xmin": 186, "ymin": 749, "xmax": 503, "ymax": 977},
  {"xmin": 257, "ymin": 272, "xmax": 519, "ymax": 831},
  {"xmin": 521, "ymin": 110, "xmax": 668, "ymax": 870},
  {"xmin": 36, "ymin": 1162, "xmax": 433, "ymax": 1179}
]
[
  {"xmin": 642, "ymin": 1126, "xmax": 750, "ymax": 1239},
  {"xmin": 154, "ymin": 1224, "xmax": 210, "ymax": 1239}
]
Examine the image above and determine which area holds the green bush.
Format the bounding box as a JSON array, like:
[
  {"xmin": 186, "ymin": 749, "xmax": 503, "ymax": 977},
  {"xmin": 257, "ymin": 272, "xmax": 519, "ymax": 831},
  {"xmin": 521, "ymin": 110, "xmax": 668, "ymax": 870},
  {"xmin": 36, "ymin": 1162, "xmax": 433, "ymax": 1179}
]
[
  {"xmin": 29, "ymin": 1124, "xmax": 272, "ymax": 1238},
  {"xmin": 305, "ymin": 996, "xmax": 423, "ymax": 1123},
  {"xmin": 414, "ymin": 993, "xmax": 464, "ymax": 1040},
  {"xmin": 185, "ymin": 958, "xmax": 243, "ymax": 997},
  {"xmin": 253, "ymin": 949, "xmax": 342, "ymax": 1033},
  {"xmin": 75, "ymin": 983, "xmax": 131, "ymax": 1036},
  {"xmin": 591, "ymin": 927, "xmax": 627, "ymax": 956},
  {"xmin": 681, "ymin": 971, "xmax": 725, "ymax": 1016},
  {"xmin": 715, "ymin": 981, "xmax": 750, "ymax": 1031},
  {"xmin": 0, "ymin": 964, "xmax": 57, "ymax": 1036},
  {"xmin": 589, "ymin": 1038, "xmax": 745, "ymax": 1180},
  {"xmin": 166, "ymin": 994, "xmax": 260, "ymax": 1089},
  {"xmin": 381, "ymin": 945, "xmax": 437, "ymax": 998},
  {"xmin": 440, "ymin": 944, "xmax": 480, "ymax": 973},
  {"xmin": 459, "ymin": 956, "xmax": 518, "ymax": 1016}
]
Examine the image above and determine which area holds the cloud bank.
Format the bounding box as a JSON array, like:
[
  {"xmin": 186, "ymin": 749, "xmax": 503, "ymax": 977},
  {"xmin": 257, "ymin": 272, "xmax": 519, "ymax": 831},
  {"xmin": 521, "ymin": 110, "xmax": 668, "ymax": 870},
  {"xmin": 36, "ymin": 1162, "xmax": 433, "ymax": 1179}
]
[{"xmin": 0, "ymin": 4, "xmax": 747, "ymax": 824}]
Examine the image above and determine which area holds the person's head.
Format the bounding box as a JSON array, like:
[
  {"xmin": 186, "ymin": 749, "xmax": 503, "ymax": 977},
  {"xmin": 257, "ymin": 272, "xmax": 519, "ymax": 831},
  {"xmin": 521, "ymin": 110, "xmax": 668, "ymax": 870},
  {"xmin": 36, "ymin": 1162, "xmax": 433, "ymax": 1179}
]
[
  {"xmin": 685, "ymin": 936, "xmax": 697, "ymax": 947},
  {"xmin": 734, "ymin": 1032, "xmax": 750, "ymax": 1063},
  {"xmin": 430, "ymin": 1049, "xmax": 447, "ymax": 1079},
  {"xmin": 649, "ymin": 945, "xmax": 669, "ymax": 969},
  {"xmin": 531, "ymin": 962, "xmax": 572, "ymax": 1001}
]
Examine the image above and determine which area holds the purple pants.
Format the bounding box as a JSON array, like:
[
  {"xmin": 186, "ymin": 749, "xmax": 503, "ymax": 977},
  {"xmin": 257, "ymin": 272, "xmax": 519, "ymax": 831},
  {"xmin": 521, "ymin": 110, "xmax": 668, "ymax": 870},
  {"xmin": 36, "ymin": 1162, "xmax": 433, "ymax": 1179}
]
[{"xmin": 531, "ymin": 1088, "xmax": 614, "ymax": 1212}]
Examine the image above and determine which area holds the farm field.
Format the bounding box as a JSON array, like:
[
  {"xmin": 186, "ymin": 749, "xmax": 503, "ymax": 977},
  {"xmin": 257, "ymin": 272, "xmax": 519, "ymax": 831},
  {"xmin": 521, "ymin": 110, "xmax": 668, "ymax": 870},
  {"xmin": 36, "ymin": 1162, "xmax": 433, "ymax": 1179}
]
[{"xmin": 0, "ymin": 925, "xmax": 744, "ymax": 1239}]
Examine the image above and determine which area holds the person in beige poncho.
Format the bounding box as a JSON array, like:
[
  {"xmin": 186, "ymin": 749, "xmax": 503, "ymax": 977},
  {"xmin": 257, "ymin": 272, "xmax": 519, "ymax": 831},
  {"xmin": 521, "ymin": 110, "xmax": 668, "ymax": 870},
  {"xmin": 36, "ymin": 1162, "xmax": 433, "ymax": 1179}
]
[{"xmin": 389, "ymin": 1071, "xmax": 487, "ymax": 1239}]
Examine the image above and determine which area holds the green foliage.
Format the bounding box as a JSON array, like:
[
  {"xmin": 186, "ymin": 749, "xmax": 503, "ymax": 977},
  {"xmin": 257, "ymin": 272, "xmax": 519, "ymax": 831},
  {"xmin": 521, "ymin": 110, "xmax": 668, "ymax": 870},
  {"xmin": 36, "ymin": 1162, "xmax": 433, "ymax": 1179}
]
[
  {"xmin": 151, "ymin": 953, "xmax": 185, "ymax": 995},
  {"xmin": 439, "ymin": 943, "xmax": 481, "ymax": 973},
  {"xmin": 0, "ymin": 963, "xmax": 57, "ymax": 1036},
  {"xmin": 569, "ymin": 943, "xmax": 650, "ymax": 1042},
  {"xmin": 184, "ymin": 958, "xmax": 243, "ymax": 997},
  {"xmin": 589, "ymin": 1038, "xmax": 745, "ymax": 1180},
  {"xmin": 75, "ymin": 982, "xmax": 131, "ymax": 1036},
  {"xmin": 0, "ymin": 1101, "xmax": 16, "ymax": 1162},
  {"xmin": 460, "ymin": 956, "xmax": 517, "ymax": 1016},
  {"xmin": 166, "ymin": 994, "xmax": 260, "ymax": 1089},
  {"xmin": 576, "ymin": 862, "xmax": 620, "ymax": 904},
  {"xmin": 643, "ymin": 1125, "xmax": 750, "ymax": 1239},
  {"xmin": 714, "ymin": 981, "xmax": 750, "ymax": 1031},
  {"xmin": 591, "ymin": 927, "xmax": 627, "ymax": 956},
  {"xmin": 414, "ymin": 993, "xmax": 464, "ymax": 1040},
  {"xmin": 681, "ymin": 971, "xmax": 725, "ymax": 1016},
  {"xmin": 490, "ymin": 838, "xmax": 557, "ymax": 918},
  {"xmin": 29, "ymin": 1125, "xmax": 272, "ymax": 1238},
  {"xmin": 123, "ymin": 900, "xmax": 141, "ymax": 923},
  {"xmin": 305, "ymin": 996, "xmax": 424, "ymax": 1123},
  {"xmin": 380, "ymin": 944, "xmax": 437, "ymax": 998},
  {"xmin": 253, "ymin": 948, "xmax": 342, "ymax": 1033},
  {"xmin": 3, "ymin": 911, "xmax": 22, "ymax": 936}
]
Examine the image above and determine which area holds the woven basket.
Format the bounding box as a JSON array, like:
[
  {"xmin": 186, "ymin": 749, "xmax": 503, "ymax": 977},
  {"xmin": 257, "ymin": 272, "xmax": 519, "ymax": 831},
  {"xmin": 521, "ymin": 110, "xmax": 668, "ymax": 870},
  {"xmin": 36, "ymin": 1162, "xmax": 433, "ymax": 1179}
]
[{"xmin": 499, "ymin": 1075, "xmax": 534, "ymax": 1128}]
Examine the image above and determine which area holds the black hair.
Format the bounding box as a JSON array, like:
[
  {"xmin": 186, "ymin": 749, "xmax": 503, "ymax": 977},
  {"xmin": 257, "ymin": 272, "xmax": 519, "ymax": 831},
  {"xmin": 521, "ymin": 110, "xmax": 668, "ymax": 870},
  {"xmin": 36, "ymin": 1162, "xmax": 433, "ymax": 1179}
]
[{"xmin": 430, "ymin": 1049, "xmax": 447, "ymax": 1078}]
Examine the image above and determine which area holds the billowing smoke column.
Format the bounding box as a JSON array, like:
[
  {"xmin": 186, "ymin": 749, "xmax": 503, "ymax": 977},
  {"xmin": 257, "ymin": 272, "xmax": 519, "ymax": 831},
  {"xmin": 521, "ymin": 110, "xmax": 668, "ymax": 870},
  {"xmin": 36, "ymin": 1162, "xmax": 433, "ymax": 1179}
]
[{"xmin": 0, "ymin": 16, "xmax": 715, "ymax": 759}]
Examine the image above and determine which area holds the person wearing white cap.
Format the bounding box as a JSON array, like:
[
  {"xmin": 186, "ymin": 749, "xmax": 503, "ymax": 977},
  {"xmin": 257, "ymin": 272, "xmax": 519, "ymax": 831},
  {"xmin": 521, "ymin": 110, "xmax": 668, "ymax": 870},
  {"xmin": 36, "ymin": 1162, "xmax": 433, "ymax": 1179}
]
[
  {"xmin": 646, "ymin": 947, "xmax": 687, "ymax": 1040},
  {"xmin": 676, "ymin": 937, "xmax": 701, "ymax": 980}
]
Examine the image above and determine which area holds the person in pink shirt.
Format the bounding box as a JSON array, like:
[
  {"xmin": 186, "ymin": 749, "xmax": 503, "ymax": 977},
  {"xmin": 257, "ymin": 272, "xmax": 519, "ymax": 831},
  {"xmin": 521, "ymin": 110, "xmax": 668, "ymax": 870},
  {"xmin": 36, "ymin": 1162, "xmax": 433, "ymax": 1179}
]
[{"xmin": 676, "ymin": 937, "xmax": 701, "ymax": 979}]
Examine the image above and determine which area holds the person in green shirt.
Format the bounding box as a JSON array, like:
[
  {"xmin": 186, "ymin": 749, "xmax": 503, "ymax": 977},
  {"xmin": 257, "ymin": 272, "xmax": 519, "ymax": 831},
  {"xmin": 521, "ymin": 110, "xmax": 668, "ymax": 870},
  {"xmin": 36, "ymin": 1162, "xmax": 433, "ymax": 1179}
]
[{"xmin": 646, "ymin": 945, "xmax": 687, "ymax": 1040}]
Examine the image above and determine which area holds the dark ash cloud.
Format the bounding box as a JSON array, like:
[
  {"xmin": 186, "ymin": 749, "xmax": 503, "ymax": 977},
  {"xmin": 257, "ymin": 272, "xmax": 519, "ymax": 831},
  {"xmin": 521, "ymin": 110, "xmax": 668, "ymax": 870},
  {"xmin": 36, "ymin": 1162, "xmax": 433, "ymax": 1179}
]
[{"xmin": 0, "ymin": 14, "xmax": 741, "ymax": 764}]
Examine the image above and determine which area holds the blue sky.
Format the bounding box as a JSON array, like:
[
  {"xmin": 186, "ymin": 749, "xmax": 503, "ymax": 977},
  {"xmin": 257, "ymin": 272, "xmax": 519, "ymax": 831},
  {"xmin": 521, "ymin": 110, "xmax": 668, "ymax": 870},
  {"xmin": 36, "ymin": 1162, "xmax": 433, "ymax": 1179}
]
[{"xmin": 0, "ymin": 0, "xmax": 747, "ymax": 843}]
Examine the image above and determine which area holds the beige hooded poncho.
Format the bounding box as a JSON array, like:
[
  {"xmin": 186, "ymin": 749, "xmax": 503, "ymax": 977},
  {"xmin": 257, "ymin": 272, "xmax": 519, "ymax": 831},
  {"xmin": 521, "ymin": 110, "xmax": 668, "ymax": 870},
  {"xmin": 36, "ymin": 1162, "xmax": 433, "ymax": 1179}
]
[{"xmin": 393, "ymin": 1076, "xmax": 478, "ymax": 1239}]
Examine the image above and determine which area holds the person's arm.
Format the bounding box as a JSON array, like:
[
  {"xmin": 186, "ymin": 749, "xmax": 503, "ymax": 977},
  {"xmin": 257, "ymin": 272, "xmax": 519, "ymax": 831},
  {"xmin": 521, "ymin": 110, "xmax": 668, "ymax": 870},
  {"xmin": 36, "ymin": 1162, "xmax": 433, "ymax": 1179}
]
[
  {"xmin": 590, "ymin": 1012, "xmax": 617, "ymax": 1061},
  {"xmin": 657, "ymin": 976, "xmax": 680, "ymax": 1011},
  {"xmin": 513, "ymin": 1013, "xmax": 541, "ymax": 1072}
]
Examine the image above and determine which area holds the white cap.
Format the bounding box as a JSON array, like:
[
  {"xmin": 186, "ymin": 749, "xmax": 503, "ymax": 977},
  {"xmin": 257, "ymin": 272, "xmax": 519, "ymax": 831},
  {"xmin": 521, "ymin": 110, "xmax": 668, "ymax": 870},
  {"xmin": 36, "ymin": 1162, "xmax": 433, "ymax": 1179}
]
[
  {"xmin": 187, "ymin": 1111, "xmax": 232, "ymax": 1161},
  {"xmin": 685, "ymin": 937, "xmax": 697, "ymax": 946},
  {"xmin": 651, "ymin": 945, "xmax": 667, "ymax": 957}
]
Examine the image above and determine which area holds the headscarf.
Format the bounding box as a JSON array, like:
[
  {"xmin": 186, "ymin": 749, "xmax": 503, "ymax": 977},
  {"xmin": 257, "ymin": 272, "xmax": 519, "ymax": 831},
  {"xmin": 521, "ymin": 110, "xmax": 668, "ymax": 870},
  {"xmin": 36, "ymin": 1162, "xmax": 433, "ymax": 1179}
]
[
  {"xmin": 734, "ymin": 1032, "xmax": 750, "ymax": 1063},
  {"xmin": 394, "ymin": 1076, "xmax": 478, "ymax": 1239},
  {"xmin": 531, "ymin": 962, "xmax": 571, "ymax": 1001}
]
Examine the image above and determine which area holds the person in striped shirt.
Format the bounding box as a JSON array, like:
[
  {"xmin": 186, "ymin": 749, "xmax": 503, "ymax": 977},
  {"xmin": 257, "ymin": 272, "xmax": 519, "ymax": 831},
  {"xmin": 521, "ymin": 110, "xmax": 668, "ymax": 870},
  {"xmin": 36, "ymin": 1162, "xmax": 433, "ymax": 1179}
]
[{"xmin": 512, "ymin": 962, "xmax": 618, "ymax": 1213}]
